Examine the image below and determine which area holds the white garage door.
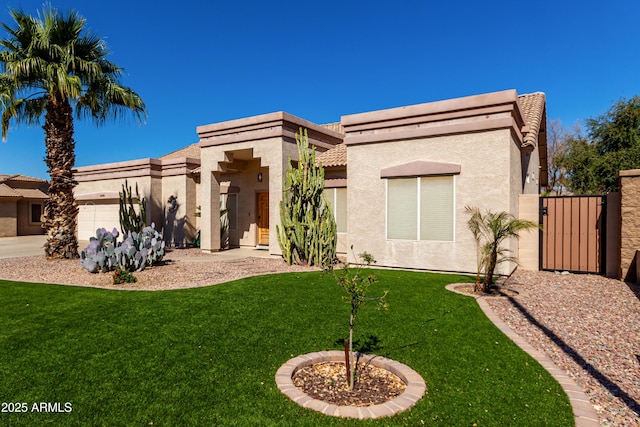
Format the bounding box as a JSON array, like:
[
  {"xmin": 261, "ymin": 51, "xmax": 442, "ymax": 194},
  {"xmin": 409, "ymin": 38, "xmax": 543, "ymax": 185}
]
[{"xmin": 77, "ymin": 201, "xmax": 121, "ymax": 241}]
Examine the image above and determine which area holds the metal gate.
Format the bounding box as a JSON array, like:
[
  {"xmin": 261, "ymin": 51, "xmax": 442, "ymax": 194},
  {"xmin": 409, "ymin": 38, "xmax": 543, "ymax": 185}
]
[{"xmin": 539, "ymin": 195, "xmax": 606, "ymax": 274}]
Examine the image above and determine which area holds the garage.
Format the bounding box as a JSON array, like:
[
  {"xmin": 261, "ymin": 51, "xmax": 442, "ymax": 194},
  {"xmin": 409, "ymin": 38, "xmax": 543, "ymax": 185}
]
[{"xmin": 76, "ymin": 192, "xmax": 121, "ymax": 241}]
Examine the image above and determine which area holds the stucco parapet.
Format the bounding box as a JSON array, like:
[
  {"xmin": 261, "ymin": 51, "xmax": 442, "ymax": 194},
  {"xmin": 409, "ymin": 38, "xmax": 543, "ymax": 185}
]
[
  {"xmin": 197, "ymin": 111, "xmax": 343, "ymax": 150},
  {"xmin": 341, "ymin": 90, "xmax": 535, "ymax": 149},
  {"xmin": 160, "ymin": 157, "xmax": 201, "ymax": 177},
  {"xmin": 74, "ymin": 158, "xmax": 163, "ymax": 182},
  {"xmin": 342, "ymin": 90, "xmax": 518, "ymax": 126}
]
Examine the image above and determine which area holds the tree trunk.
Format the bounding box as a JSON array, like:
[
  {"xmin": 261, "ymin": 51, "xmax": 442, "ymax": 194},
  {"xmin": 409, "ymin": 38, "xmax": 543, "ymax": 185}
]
[
  {"xmin": 42, "ymin": 96, "xmax": 79, "ymax": 259},
  {"xmin": 483, "ymin": 246, "xmax": 498, "ymax": 292},
  {"xmin": 349, "ymin": 306, "xmax": 355, "ymax": 389}
]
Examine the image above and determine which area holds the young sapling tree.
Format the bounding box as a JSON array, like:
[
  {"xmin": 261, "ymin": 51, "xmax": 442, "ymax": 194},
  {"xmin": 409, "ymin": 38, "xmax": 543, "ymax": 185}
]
[{"xmin": 326, "ymin": 249, "xmax": 388, "ymax": 389}]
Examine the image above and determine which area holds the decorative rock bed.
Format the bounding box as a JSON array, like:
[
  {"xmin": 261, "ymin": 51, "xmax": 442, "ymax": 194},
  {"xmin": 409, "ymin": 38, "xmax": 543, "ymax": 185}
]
[{"xmin": 275, "ymin": 350, "xmax": 426, "ymax": 419}]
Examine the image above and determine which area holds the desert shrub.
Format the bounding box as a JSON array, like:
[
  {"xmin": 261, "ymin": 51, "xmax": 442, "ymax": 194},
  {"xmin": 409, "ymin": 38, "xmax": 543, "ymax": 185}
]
[{"xmin": 112, "ymin": 267, "xmax": 137, "ymax": 285}]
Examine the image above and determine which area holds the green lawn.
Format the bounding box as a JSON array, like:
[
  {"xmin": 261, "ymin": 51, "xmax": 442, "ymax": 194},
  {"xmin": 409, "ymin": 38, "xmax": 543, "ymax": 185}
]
[{"xmin": 0, "ymin": 270, "xmax": 573, "ymax": 426}]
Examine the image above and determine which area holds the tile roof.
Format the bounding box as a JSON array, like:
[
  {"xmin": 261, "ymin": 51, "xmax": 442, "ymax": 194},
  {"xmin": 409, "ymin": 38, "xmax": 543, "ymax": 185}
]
[
  {"xmin": 316, "ymin": 143, "xmax": 346, "ymax": 167},
  {"xmin": 321, "ymin": 122, "xmax": 344, "ymax": 134},
  {"xmin": 159, "ymin": 143, "xmax": 201, "ymax": 160},
  {"xmin": 0, "ymin": 183, "xmax": 22, "ymax": 198},
  {"xmin": 0, "ymin": 174, "xmax": 47, "ymax": 183},
  {"xmin": 0, "ymin": 184, "xmax": 48, "ymax": 199},
  {"xmin": 518, "ymin": 92, "xmax": 546, "ymax": 148},
  {"xmin": 15, "ymin": 188, "xmax": 48, "ymax": 199}
]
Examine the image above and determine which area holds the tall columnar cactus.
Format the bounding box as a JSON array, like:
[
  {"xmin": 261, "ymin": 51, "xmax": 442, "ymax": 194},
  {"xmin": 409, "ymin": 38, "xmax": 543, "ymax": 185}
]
[
  {"xmin": 119, "ymin": 180, "xmax": 147, "ymax": 235},
  {"xmin": 276, "ymin": 128, "xmax": 337, "ymax": 267}
]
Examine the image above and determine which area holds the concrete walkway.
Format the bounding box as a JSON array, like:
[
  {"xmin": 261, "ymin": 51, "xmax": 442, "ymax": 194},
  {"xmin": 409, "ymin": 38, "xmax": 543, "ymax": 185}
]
[
  {"xmin": 0, "ymin": 237, "xmax": 276, "ymax": 262},
  {"xmin": 0, "ymin": 235, "xmax": 47, "ymax": 259}
]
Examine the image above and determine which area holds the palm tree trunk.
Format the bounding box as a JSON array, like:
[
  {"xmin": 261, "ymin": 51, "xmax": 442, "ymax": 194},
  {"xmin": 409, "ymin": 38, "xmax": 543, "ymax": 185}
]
[
  {"xmin": 42, "ymin": 96, "xmax": 79, "ymax": 259},
  {"xmin": 483, "ymin": 246, "xmax": 498, "ymax": 292}
]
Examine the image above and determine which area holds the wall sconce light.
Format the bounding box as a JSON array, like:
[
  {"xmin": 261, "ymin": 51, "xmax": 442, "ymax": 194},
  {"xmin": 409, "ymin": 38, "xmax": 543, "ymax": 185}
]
[{"xmin": 257, "ymin": 172, "xmax": 263, "ymax": 183}]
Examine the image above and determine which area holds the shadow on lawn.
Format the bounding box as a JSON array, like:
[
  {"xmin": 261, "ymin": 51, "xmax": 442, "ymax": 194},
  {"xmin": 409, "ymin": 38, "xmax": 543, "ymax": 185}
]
[
  {"xmin": 507, "ymin": 296, "xmax": 640, "ymax": 419},
  {"xmin": 333, "ymin": 335, "xmax": 385, "ymax": 354}
]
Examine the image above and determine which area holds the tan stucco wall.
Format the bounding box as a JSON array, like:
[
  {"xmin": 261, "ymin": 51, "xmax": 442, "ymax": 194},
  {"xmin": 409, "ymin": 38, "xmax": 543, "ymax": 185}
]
[
  {"xmin": 619, "ymin": 170, "xmax": 640, "ymax": 281},
  {"xmin": 162, "ymin": 174, "xmax": 198, "ymax": 247},
  {"xmin": 0, "ymin": 201, "xmax": 18, "ymax": 237},
  {"xmin": 346, "ymin": 128, "xmax": 516, "ymax": 273},
  {"xmin": 16, "ymin": 200, "xmax": 45, "ymax": 235},
  {"xmin": 518, "ymin": 194, "xmax": 539, "ymax": 271}
]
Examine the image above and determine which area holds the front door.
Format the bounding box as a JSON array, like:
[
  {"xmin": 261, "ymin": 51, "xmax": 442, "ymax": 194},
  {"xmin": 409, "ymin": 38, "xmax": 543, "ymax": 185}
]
[{"xmin": 257, "ymin": 192, "xmax": 269, "ymax": 245}]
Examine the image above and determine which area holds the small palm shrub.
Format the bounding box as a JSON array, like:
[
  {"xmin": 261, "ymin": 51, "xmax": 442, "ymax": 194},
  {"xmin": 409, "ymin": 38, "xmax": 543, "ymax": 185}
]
[{"xmin": 465, "ymin": 206, "xmax": 539, "ymax": 293}]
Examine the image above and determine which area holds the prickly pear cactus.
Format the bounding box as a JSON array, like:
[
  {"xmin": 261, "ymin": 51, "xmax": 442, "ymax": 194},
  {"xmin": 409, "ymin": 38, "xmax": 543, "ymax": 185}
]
[
  {"xmin": 79, "ymin": 228, "xmax": 119, "ymax": 273},
  {"xmin": 138, "ymin": 223, "xmax": 165, "ymax": 266},
  {"xmin": 80, "ymin": 223, "xmax": 165, "ymax": 274}
]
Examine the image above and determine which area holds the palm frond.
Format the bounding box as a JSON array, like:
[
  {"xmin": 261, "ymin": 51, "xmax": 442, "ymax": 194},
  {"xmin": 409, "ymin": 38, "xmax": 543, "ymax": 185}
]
[{"xmin": 0, "ymin": 5, "xmax": 147, "ymax": 135}]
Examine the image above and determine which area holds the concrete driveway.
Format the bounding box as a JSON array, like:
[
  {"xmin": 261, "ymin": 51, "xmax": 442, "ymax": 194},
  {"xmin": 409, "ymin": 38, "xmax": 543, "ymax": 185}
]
[{"xmin": 0, "ymin": 235, "xmax": 47, "ymax": 259}]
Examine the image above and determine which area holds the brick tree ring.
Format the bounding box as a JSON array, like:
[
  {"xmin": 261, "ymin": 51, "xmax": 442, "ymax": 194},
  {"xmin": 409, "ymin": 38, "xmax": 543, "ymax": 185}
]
[{"xmin": 275, "ymin": 350, "xmax": 426, "ymax": 419}]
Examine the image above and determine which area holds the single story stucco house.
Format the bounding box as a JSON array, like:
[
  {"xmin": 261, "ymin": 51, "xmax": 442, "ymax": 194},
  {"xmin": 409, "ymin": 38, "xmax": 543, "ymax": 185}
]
[
  {"xmin": 0, "ymin": 174, "xmax": 48, "ymax": 237},
  {"xmin": 73, "ymin": 89, "xmax": 547, "ymax": 275}
]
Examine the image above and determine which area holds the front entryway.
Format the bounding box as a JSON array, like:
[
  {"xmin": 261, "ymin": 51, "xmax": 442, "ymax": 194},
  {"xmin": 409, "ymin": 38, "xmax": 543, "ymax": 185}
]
[{"xmin": 257, "ymin": 192, "xmax": 269, "ymax": 245}]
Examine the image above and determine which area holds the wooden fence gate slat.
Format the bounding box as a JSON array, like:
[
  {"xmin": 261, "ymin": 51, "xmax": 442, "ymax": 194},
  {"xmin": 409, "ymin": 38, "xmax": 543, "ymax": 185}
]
[{"xmin": 539, "ymin": 195, "xmax": 606, "ymax": 274}]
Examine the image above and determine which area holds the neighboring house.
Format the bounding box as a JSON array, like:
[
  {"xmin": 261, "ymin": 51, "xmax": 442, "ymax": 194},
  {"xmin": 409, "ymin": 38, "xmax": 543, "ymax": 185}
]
[
  {"xmin": 0, "ymin": 174, "xmax": 49, "ymax": 237},
  {"xmin": 73, "ymin": 89, "xmax": 546, "ymax": 275}
]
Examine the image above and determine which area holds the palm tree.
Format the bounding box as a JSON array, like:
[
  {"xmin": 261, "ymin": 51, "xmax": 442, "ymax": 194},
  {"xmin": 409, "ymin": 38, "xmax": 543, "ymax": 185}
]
[
  {"xmin": 465, "ymin": 206, "xmax": 539, "ymax": 293},
  {"xmin": 0, "ymin": 6, "xmax": 146, "ymax": 259}
]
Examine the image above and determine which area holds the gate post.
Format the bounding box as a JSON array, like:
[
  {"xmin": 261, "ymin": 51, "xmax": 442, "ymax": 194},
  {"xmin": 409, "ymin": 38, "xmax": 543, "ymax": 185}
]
[
  {"xmin": 518, "ymin": 194, "xmax": 539, "ymax": 270},
  {"xmin": 619, "ymin": 169, "xmax": 640, "ymax": 282}
]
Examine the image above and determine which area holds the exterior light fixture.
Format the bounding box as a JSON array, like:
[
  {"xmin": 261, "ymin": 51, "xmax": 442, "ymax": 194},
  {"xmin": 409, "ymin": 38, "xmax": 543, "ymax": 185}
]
[{"xmin": 258, "ymin": 172, "xmax": 263, "ymax": 182}]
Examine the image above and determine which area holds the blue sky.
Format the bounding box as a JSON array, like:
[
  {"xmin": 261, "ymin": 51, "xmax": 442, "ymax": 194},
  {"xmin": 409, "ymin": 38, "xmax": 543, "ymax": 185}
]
[{"xmin": 1, "ymin": 0, "xmax": 640, "ymax": 179}]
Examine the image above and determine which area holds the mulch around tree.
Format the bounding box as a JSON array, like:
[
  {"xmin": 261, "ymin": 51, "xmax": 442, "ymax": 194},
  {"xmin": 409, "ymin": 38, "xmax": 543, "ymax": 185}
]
[{"xmin": 292, "ymin": 361, "xmax": 406, "ymax": 406}]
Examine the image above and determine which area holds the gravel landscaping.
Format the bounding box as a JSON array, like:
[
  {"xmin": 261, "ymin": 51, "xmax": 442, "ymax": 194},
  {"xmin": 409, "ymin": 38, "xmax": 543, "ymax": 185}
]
[
  {"xmin": 0, "ymin": 251, "xmax": 638, "ymax": 426},
  {"xmin": 489, "ymin": 270, "xmax": 640, "ymax": 427},
  {"xmin": 0, "ymin": 248, "xmax": 316, "ymax": 290}
]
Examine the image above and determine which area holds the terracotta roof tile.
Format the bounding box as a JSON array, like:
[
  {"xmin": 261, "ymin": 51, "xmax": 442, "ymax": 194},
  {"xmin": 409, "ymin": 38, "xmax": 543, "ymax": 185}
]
[
  {"xmin": 316, "ymin": 143, "xmax": 346, "ymax": 167},
  {"xmin": 0, "ymin": 174, "xmax": 47, "ymax": 183},
  {"xmin": 159, "ymin": 143, "xmax": 201, "ymax": 160},
  {"xmin": 518, "ymin": 92, "xmax": 546, "ymax": 148},
  {"xmin": 0, "ymin": 183, "xmax": 22, "ymax": 198},
  {"xmin": 15, "ymin": 188, "xmax": 48, "ymax": 199},
  {"xmin": 321, "ymin": 122, "xmax": 344, "ymax": 134}
]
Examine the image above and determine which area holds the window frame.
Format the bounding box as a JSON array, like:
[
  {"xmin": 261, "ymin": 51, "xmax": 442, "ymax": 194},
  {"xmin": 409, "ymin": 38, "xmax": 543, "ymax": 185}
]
[
  {"xmin": 325, "ymin": 187, "xmax": 347, "ymax": 233},
  {"xmin": 385, "ymin": 175, "xmax": 456, "ymax": 242},
  {"xmin": 29, "ymin": 202, "xmax": 43, "ymax": 225}
]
